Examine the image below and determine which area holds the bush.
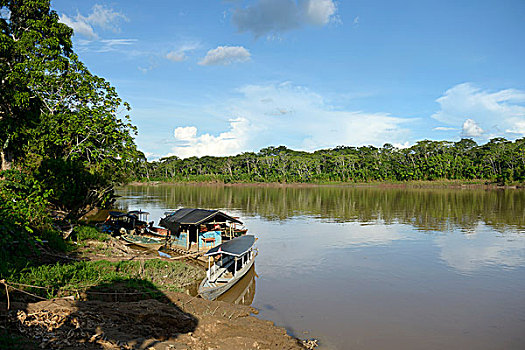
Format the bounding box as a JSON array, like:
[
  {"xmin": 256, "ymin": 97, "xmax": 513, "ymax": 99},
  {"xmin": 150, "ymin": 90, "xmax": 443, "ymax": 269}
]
[{"xmin": 0, "ymin": 170, "xmax": 55, "ymax": 277}]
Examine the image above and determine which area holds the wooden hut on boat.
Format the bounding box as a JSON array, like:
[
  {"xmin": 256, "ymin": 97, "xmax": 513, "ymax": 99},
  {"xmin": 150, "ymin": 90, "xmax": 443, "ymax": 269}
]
[{"xmin": 159, "ymin": 208, "xmax": 246, "ymax": 251}]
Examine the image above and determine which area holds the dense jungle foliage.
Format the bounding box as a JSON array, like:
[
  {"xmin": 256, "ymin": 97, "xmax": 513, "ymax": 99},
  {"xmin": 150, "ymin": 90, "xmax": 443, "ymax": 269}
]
[
  {"xmin": 135, "ymin": 138, "xmax": 525, "ymax": 184},
  {"xmin": 0, "ymin": 0, "xmax": 141, "ymax": 275}
]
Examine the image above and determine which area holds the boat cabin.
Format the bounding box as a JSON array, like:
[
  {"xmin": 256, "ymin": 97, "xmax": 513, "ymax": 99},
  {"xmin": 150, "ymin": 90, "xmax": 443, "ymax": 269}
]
[
  {"xmin": 204, "ymin": 235, "xmax": 256, "ymax": 281},
  {"xmin": 159, "ymin": 208, "xmax": 245, "ymax": 251}
]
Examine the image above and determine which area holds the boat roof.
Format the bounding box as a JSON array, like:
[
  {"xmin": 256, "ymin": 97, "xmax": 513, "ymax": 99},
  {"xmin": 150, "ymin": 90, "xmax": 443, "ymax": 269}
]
[
  {"xmin": 205, "ymin": 235, "xmax": 255, "ymax": 257},
  {"xmin": 108, "ymin": 211, "xmax": 127, "ymax": 218},
  {"xmin": 160, "ymin": 208, "xmax": 242, "ymax": 226},
  {"xmin": 127, "ymin": 210, "xmax": 150, "ymax": 216}
]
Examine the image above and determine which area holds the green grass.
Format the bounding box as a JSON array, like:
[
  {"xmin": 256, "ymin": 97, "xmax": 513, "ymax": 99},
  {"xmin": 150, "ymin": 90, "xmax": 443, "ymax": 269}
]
[
  {"xmin": 73, "ymin": 225, "xmax": 110, "ymax": 242},
  {"xmin": 9, "ymin": 259, "xmax": 204, "ymax": 299}
]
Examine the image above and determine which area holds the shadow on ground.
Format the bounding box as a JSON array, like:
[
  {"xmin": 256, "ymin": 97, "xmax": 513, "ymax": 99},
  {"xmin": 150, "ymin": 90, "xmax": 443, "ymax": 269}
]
[{"xmin": 2, "ymin": 279, "xmax": 198, "ymax": 349}]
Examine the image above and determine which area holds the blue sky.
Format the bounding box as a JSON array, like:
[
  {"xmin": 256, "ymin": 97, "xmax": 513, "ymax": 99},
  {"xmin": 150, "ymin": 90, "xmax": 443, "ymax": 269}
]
[{"xmin": 52, "ymin": 0, "xmax": 525, "ymax": 159}]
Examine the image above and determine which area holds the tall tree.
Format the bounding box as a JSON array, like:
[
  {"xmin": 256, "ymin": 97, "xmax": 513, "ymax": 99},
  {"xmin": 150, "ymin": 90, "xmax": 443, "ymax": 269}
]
[{"xmin": 0, "ymin": 0, "xmax": 141, "ymax": 217}]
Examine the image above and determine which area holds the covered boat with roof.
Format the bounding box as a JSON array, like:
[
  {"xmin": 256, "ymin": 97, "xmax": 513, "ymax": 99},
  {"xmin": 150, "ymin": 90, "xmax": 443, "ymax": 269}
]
[
  {"xmin": 198, "ymin": 235, "xmax": 257, "ymax": 300},
  {"xmin": 159, "ymin": 208, "xmax": 248, "ymax": 251}
]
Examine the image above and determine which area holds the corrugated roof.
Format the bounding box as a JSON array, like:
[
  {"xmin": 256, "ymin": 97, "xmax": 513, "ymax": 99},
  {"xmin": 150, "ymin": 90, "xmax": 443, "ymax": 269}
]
[{"xmin": 159, "ymin": 208, "xmax": 243, "ymax": 233}]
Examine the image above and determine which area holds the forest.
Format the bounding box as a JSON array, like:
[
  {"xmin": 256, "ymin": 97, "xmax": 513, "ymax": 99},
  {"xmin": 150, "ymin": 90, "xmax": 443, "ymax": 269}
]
[
  {"xmin": 136, "ymin": 138, "xmax": 525, "ymax": 184},
  {"xmin": 0, "ymin": 0, "xmax": 142, "ymax": 274}
]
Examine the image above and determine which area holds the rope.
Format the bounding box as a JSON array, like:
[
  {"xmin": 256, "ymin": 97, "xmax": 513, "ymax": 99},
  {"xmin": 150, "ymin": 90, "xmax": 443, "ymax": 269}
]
[
  {"xmin": 7, "ymin": 282, "xmax": 51, "ymax": 289},
  {"xmin": 1, "ymin": 280, "xmax": 48, "ymax": 305},
  {"xmin": 1, "ymin": 280, "xmax": 174, "ymax": 299}
]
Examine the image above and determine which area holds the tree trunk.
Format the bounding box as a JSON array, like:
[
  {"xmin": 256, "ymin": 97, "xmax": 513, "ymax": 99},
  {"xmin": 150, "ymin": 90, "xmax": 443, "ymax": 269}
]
[{"xmin": 1, "ymin": 149, "xmax": 13, "ymax": 171}]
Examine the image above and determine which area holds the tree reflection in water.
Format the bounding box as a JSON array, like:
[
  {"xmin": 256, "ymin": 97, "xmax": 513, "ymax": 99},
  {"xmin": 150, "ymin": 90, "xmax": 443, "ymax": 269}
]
[{"xmin": 117, "ymin": 184, "xmax": 525, "ymax": 232}]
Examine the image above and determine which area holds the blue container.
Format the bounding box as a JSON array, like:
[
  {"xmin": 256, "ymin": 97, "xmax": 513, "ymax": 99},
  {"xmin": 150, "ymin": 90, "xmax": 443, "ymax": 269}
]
[{"xmin": 199, "ymin": 230, "xmax": 222, "ymax": 248}]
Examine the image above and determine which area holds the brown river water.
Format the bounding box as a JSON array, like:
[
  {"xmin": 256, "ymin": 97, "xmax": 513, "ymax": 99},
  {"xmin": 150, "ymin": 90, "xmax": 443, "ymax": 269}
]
[{"xmin": 115, "ymin": 184, "xmax": 525, "ymax": 350}]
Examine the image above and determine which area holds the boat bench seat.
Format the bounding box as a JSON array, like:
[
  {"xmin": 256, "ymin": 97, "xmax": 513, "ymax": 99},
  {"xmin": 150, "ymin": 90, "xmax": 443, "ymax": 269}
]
[
  {"xmin": 215, "ymin": 277, "xmax": 232, "ymax": 283},
  {"xmin": 209, "ymin": 259, "xmax": 235, "ymax": 283}
]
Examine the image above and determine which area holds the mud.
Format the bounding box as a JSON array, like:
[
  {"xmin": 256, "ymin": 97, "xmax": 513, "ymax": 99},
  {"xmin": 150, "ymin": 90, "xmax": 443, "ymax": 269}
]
[{"xmin": 6, "ymin": 292, "xmax": 304, "ymax": 350}]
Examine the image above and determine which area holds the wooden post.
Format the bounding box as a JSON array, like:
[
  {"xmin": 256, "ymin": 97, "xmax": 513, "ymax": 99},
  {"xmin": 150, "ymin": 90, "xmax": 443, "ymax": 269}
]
[
  {"xmin": 197, "ymin": 227, "xmax": 199, "ymax": 251},
  {"xmin": 207, "ymin": 256, "xmax": 211, "ymax": 279},
  {"xmin": 234, "ymin": 257, "xmax": 238, "ymax": 276}
]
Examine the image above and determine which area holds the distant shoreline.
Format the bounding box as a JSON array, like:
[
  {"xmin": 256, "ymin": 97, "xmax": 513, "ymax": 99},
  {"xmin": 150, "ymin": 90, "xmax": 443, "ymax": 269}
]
[{"xmin": 125, "ymin": 179, "xmax": 524, "ymax": 190}]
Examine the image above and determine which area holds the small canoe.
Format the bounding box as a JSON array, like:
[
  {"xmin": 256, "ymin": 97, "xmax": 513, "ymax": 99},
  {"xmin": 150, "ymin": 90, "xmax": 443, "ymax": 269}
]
[{"xmin": 121, "ymin": 233, "xmax": 165, "ymax": 250}]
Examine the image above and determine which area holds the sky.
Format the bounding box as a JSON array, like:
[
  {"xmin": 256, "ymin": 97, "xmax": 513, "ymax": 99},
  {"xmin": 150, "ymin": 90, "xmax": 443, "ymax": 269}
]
[{"xmin": 52, "ymin": 0, "xmax": 525, "ymax": 160}]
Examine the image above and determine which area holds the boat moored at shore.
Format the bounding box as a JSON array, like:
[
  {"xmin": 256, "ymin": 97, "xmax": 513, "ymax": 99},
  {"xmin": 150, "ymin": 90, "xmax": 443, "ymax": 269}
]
[
  {"xmin": 198, "ymin": 235, "xmax": 257, "ymax": 300},
  {"xmin": 160, "ymin": 208, "xmax": 248, "ymax": 252}
]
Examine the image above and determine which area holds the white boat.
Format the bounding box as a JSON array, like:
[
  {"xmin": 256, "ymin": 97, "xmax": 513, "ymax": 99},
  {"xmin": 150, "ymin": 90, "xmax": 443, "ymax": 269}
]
[{"xmin": 198, "ymin": 235, "xmax": 257, "ymax": 300}]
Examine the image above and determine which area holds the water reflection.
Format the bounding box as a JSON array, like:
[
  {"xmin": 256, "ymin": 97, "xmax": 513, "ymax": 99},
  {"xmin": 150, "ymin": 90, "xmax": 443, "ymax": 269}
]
[
  {"xmin": 436, "ymin": 225, "xmax": 525, "ymax": 273},
  {"xmin": 117, "ymin": 184, "xmax": 525, "ymax": 232},
  {"xmin": 216, "ymin": 265, "xmax": 257, "ymax": 305}
]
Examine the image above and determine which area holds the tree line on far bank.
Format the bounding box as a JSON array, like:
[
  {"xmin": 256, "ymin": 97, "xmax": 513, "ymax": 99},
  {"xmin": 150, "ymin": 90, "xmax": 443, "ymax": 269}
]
[{"xmin": 134, "ymin": 138, "xmax": 525, "ymax": 185}]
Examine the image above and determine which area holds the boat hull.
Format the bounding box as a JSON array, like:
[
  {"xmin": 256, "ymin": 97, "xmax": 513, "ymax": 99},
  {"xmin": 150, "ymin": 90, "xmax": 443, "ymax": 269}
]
[
  {"xmin": 121, "ymin": 234, "xmax": 165, "ymax": 251},
  {"xmin": 198, "ymin": 254, "xmax": 256, "ymax": 300}
]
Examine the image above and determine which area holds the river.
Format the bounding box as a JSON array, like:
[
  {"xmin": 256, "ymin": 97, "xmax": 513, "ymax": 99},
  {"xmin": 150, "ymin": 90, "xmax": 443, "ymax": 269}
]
[{"xmin": 115, "ymin": 184, "xmax": 525, "ymax": 350}]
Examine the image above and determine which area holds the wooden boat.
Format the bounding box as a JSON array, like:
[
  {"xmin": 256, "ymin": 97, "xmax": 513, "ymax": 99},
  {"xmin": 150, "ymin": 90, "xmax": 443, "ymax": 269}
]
[
  {"xmin": 146, "ymin": 226, "xmax": 169, "ymax": 237},
  {"xmin": 99, "ymin": 210, "xmax": 149, "ymax": 235},
  {"xmin": 198, "ymin": 235, "xmax": 257, "ymax": 300},
  {"xmin": 121, "ymin": 233, "xmax": 165, "ymax": 250}
]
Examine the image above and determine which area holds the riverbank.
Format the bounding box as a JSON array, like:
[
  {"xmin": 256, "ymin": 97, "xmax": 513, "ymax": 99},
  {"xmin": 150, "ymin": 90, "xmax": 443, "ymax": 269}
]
[
  {"xmin": 4, "ymin": 291, "xmax": 304, "ymax": 349},
  {"xmin": 127, "ymin": 178, "xmax": 525, "ymax": 190},
  {"xmin": 1, "ymin": 231, "xmax": 308, "ymax": 349}
]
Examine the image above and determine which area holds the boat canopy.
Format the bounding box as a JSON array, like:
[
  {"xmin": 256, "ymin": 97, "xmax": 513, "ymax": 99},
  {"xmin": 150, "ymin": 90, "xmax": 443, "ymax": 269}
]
[
  {"xmin": 159, "ymin": 208, "xmax": 242, "ymax": 233},
  {"xmin": 204, "ymin": 235, "xmax": 255, "ymax": 257}
]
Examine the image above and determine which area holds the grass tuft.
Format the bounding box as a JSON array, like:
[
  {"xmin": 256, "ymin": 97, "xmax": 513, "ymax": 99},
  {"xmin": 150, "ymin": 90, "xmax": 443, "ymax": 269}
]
[{"xmin": 74, "ymin": 225, "xmax": 110, "ymax": 242}]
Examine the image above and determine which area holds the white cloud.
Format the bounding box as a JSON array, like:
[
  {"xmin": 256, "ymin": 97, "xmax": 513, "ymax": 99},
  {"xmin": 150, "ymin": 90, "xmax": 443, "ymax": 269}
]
[
  {"xmin": 432, "ymin": 83, "xmax": 525, "ymax": 140},
  {"xmin": 198, "ymin": 46, "xmax": 251, "ymax": 66},
  {"xmin": 172, "ymin": 118, "xmax": 251, "ymax": 158},
  {"xmin": 166, "ymin": 42, "xmax": 201, "ymax": 62},
  {"xmin": 60, "ymin": 13, "xmax": 97, "ymax": 39},
  {"xmin": 168, "ymin": 82, "xmax": 412, "ymax": 158},
  {"xmin": 392, "ymin": 141, "xmax": 411, "ymax": 149},
  {"xmin": 302, "ymin": 0, "xmax": 337, "ymax": 25},
  {"xmin": 506, "ymin": 118, "xmax": 525, "ymax": 135},
  {"xmin": 461, "ymin": 118, "xmax": 484, "ymax": 137},
  {"xmin": 98, "ymin": 39, "xmax": 137, "ymax": 52},
  {"xmin": 232, "ymin": 0, "xmax": 338, "ymax": 37},
  {"xmin": 166, "ymin": 52, "xmax": 186, "ymax": 62},
  {"xmin": 174, "ymin": 126, "xmax": 197, "ymax": 141},
  {"xmin": 87, "ymin": 4, "xmax": 128, "ymax": 32},
  {"xmin": 59, "ymin": 4, "xmax": 128, "ymax": 40},
  {"xmin": 433, "ymin": 126, "xmax": 457, "ymax": 131}
]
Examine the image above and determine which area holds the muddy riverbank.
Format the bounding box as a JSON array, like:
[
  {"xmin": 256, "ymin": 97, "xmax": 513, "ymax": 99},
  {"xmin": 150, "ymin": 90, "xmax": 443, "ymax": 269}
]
[
  {"xmin": 5, "ymin": 292, "xmax": 304, "ymax": 349},
  {"xmin": 2, "ymin": 236, "xmax": 310, "ymax": 349},
  {"xmin": 126, "ymin": 179, "xmax": 524, "ymax": 190}
]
